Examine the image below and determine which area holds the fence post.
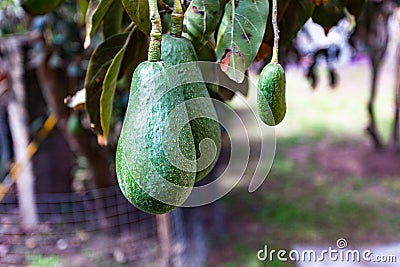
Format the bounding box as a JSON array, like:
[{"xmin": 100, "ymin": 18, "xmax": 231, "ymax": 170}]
[
  {"xmin": 157, "ymin": 214, "xmax": 173, "ymax": 267},
  {"xmin": 0, "ymin": 36, "xmax": 38, "ymax": 229}
]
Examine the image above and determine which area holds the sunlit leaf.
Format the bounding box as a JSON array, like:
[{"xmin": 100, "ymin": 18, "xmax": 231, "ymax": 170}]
[
  {"xmin": 77, "ymin": 0, "xmax": 89, "ymax": 24},
  {"xmin": 84, "ymin": 0, "xmax": 115, "ymax": 48},
  {"xmin": 121, "ymin": 0, "xmax": 151, "ymax": 35},
  {"xmin": 216, "ymin": 0, "xmax": 269, "ymax": 83},
  {"xmin": 65, "ymin": 88, "xmax": 86, "ymax": 110}
]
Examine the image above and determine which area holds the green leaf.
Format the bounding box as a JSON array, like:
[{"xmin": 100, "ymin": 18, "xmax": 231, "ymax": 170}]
[
  {"xmin": 312, "ymin": 0, "xmax": 347, "ymax": 30},
  {"xmin": 100, "ymin": 30, "xmax": 134, "ymax": 141},
  {"xmin": 346, "ymin": 0, "xmax": 366, "ymax": 17},
  {"xmin": 216, "ymin": 0, "xmax": 269, "ymax": 83},
  {"xmin": 84, "ymin": 33, "xmax": 129, "ymax": 134},
  {"xmin": 119, "ymin": 28, "xmax": 148, "ymax": 84},
  {"xmin": 84, "ymin": 0, "xmax": 115, "ymax": 48},
  {"xmin": 22, "ymin": 0, "xmax": 64, "ymax": 16},
  {"xmin": 196, "ymin": 41, "xmax": 219, "ymax": 97},
  {"xmin": 121, "ymin": 0, "xmax": 151, "ymax": 35},
  {"xmin": 183, "ymin": 0, "xmax": 225, "ymax": 50},
  {"xmin": 77, "ymin": 0, "xmax": 89, "ymax": 24},
  {"xmin": 103, "ymin": 0, "xmax": 124, "ymax": 39},
  {"xmin": 279, "ymin": 0, "xmax": 315, "ymax": 47},
  {"xmin": 264, "ymin": 0, "xmax": 315, "ymax": 49}
]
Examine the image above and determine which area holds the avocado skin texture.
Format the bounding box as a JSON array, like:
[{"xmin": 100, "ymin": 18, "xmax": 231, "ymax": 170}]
[
  {"xmin": 257, "ymin": 62, "xmax": 286, "ymax": 126},
  {"xmin": 161, "ymin": 34, "xmax": 221, "ymax": 182},
  {"xmin": 116, "ymin": 61, "xmax": 196, "ymax": 214},
  {"xmin": 22, "ymin": 0, "xmax": 64, "ymax": 16}
]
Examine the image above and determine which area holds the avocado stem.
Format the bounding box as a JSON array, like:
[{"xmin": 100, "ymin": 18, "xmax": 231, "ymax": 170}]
[
  {"xmin": 271, "ymin": 0, "xmax": 280, "ymax": 64},
  {"xmin": 148, "ymin": 0, "xmax": 163, "ymax": 62},
  {"xmin": 171, "ymin": 0, "xmax": 184, "ymax": 37}
]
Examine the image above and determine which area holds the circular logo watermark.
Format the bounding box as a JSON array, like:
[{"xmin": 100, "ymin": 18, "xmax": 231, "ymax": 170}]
[
  {"xmin": 120, "ymin": 61, "xmax": 276, "ymax": 207},
  {"xmin": 336, "ymin": 238, "xmax": 348, "ymax": 249}
]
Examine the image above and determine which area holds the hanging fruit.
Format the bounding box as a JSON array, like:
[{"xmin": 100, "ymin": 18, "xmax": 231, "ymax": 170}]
[
  {"xmin": 161, "ymin": 0, "xmax": 221, "ymax": 182},
  {"xmin": 257, "ymin": 0, "xmax": 287, "ymax": 126},
  {"xmin": 116, "ymin": 0, "xmax": 197, "ymax": 214}
]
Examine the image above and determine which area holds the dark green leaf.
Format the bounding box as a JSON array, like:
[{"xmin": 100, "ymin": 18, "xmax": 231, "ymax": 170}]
[
  {"xmin": 264, "ymin": 0, "xmax": 315, "ymax": 49},
  {"xmin": 119, "ymin": 28, "xmax": 148, "ymax": 82},
  {"xmin": 196, "ymin": 42, "xmax": 219, "ymax": 97},
  {"xmin": 84, "ymin": 33, "xmax": 129, "ymax": 134},
  {"xmin": 22, "ymin": 0, "xmax": 64, "ymax": 16},
  {"xmin": 100, "ymin": 30, "xmax": 134, "ymax": 140},
  {"xmin": 103, "ymin": 0, "xmax": 125, "ymax": 39},
  {"xmin": 121, "ymin": 0, "xmax": 151, "ymax": 35},
  {"xmin": 312, "ymin": 0, "xmax": 347, "ymax": 29},
  {"xmin": 183, "ymin": 0, "xmax": 225, "ymax": 50},
  {"xmin": 346, "ymin": 0, "xmax": 366, "ymax": 17},
  {"xmin": 216, "ymin": 0, "xmax": 269, "ymax": 83},
  {"xmin": 84, "ymin": 0, "xmax": 115, "ymax": 48}
]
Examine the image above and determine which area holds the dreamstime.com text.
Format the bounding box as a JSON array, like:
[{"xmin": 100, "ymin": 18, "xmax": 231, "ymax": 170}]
[{"xmin": 257, "ymin": 238, "xmax": 397, "ymax": 263}]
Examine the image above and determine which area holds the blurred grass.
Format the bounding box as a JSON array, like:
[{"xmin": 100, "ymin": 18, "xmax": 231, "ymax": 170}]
[
  {"xmin": 234, "ymin": 61, "xmax": 396, "ymax": 144},
  {"xmin": 28, "ymin": 254, "xmax": 61, "ymax": 267},
  {"xmin": 279, "ymin": 63, "xmax": 396, "ymax": 144},
  {"xmin": 211, "ymin": 61, "xmax": 400, "ymax": 266}
]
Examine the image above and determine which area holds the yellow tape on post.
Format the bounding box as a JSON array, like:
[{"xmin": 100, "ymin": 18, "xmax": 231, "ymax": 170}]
[{"xmin": 0, "ymin": 113, "xmax": 58, "ymax": 201}]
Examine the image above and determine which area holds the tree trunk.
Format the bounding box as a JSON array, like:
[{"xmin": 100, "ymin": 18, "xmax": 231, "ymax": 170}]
[
  {"xmin": 1, "ymin": 37, "xmax": 38, "ymax": 228},
  {"xmin": 389, "ymin": 54, "xmax": 400, "ymax": 151},
  {"xmin": 389, "ymin": 12, "xmax": 400, "ymax": 151},
  {"xmin": 24, "ymin": 59, "xmax": 75, "ymax": 193},
  {"xmin": 356, "ymin": 1, "xmax": 391, "ymax": 150},
  {"xmin": 366, "ymin": 60, "xmax": 383, "ymax": 150},
  {"xmin": 35, "ymin": 48, "xmax": 116, "ymax": 189}
]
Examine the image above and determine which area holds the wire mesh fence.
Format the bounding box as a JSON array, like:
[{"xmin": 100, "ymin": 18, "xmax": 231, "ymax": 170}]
[{"xmin": 0, "ymin": 185, "xmax": 206, "ymax": 267}]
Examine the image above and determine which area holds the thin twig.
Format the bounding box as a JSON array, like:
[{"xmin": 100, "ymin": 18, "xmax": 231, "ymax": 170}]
[
  {"xmin": 124, "ymin": 22, "xmax": 135, "ymax": 33},
  {"xmin": 271, "ymin": 0, "xmax": 280, "ymax": 63}
]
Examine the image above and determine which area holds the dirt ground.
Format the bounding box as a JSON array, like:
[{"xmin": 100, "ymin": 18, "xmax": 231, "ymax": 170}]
[
  {"xmin": 206, "ymin": 56, "xmax": 400, "ymax": 266},
  {"xmin": 206, "ymin": 143, "xmax": 400, "ymax": 267},
  {"xmin": 292, "ymin": 143, "xmax": 400, "ymax": 178}
]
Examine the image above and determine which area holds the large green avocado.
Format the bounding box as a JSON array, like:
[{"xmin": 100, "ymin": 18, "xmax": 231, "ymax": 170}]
[
  {"xmin": 22, "ymin": 0, "xmax": 64, "ymax": 16},
  {"xmin": 116, "ymin": 61, "xmax": 197, "ymax": 214},
  {"xmin": 257, "ymin": 62, "xmax": 286, "ymax": 126},
  {"xmin": 161, "ymin": 34, "xmax": 221, "ymax": 182}
]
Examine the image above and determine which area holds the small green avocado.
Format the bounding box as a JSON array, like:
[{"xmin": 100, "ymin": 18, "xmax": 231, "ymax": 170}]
[{"xmin": 257, "ymin": 62, "xmax": 286, "ymax": 126}]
